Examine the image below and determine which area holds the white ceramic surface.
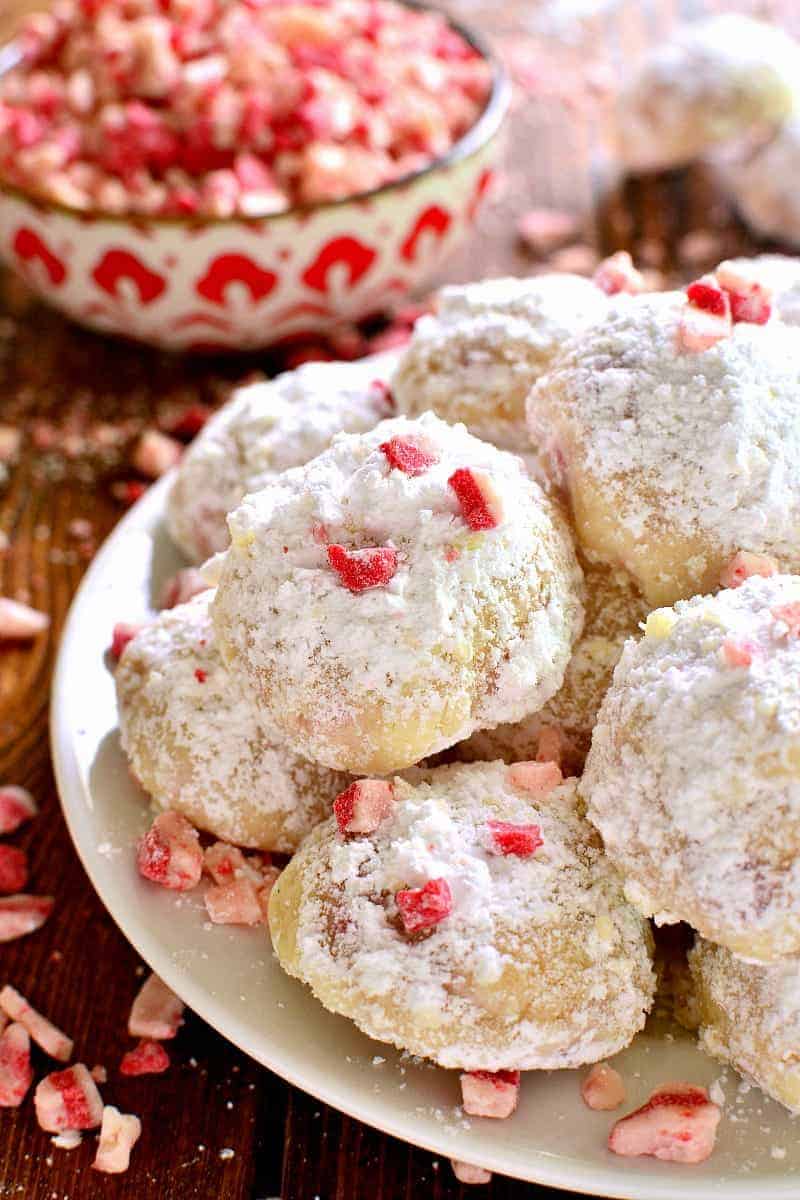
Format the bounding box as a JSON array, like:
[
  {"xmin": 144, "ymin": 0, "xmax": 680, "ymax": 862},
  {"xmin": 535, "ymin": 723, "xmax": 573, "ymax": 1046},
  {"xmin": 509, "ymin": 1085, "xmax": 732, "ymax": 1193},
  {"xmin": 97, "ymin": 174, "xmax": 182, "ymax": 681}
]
[{"xmin": 51, "ymin": 474, "xmax": 800, "ymax": 1198}]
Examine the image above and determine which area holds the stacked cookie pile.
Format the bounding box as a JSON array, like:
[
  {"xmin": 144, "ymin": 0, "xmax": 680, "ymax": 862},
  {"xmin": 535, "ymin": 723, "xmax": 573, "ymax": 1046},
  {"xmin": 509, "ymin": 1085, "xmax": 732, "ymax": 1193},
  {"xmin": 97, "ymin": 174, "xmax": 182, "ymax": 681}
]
[{"xmin": 116, "ymin": 251, "xmax": 800, "ymax": 1167}]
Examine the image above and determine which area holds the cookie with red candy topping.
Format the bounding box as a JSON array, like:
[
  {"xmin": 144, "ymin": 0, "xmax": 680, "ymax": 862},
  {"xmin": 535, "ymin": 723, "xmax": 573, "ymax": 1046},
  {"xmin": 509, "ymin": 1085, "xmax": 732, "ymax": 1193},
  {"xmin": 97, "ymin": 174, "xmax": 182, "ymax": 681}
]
[
  {"xmin": 690, "ymin": 936, "xmax": 800, "ymax": 1114},
  {"xmin": 167, "ymin": 353, "xmax": 398, "ymax": 563},
  {"xmin": 617, "ymin": 14, "xmax": 800, "ymax": 173},
  {"xmin": 452, "ymin": 563, "xmax": 648, "ymax": 770},
  {"xmin": 582, "ymin": 575, "xmax": 800, "ymax": 962},
  {"xmin": 392, "ymin": 275, "xmax": 608, "ymax": 452},
  {"xmin": 213, "ymin": 412, "xmax": 584, "ymax": 775},
  {"xmin": 528, "ymin": 290, "xmax": 800, "ymax": 606},
  {"xmin": 268, "ymin": 761, "xmax": 654, "ymax": 1070},
  {"xmin": 116, "ymin": 591, "xmax": 350, "ymax": 853}
]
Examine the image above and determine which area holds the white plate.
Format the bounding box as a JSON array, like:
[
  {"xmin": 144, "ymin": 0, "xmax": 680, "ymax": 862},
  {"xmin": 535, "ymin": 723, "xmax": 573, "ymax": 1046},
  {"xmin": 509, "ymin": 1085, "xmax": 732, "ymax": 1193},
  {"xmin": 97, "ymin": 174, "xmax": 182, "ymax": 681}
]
[{"xmin": 51, "ymin": 475, "xmax": 800, "ymax": 1199}]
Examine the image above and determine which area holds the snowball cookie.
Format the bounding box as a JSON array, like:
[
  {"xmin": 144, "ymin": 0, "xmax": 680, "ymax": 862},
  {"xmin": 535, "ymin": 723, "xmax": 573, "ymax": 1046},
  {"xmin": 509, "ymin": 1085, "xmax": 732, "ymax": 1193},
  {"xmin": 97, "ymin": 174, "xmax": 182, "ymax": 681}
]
[
  {"xmin": 166, "ymin": 352, "xmax": 398, "ymax": 563},
  {"xmin": 690, "ymin": 937, "xmax": 800, "ymax": 1114},
  {"xmin": 213, "ymin": 412, "xmax": 584, "ymax": 775},
  {"xmin": 582, "ymin": 575, "xmax": 800, "ymax": 962},
  {"xmin": 527, "ymin": 291, "xmax": 800, "ymax": 607},
  {"xmin": 116, "ymin": 591, "xmax": 350, "ymax": 853},
  {"xmin": 617, "ymin": 14, "xmax": 800, "ymax": 173},
  {"xmin": 268, "ymin": 762, "xmax": 655, "ymax": 1070},
  {"xmin": 721, "ymin": 118, "xmax": 800, "ymax": 249},
  {"xmin": 454, "ymin": 563, "xmax": 648, "ymax": 769},
  {"xmin": 392, "ymin": 275, "xmax": 608, "ymax": 451}
]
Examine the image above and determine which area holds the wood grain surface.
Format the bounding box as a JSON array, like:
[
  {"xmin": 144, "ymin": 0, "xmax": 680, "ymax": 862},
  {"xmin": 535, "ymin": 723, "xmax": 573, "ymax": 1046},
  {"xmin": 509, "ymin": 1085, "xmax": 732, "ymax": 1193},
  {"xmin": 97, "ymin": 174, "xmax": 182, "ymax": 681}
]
[{"xmin": 0, "ymin": 1, "xmax": 797, "ymax": 1198}]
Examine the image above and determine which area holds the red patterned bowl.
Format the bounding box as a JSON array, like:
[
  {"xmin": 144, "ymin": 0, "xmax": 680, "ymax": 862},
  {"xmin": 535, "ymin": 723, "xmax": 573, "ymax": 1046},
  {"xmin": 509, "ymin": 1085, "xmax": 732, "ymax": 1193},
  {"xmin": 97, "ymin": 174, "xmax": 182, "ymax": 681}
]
[{"xmin": 0, "ymin": 18, "xmax": 509, "ymax": 352}]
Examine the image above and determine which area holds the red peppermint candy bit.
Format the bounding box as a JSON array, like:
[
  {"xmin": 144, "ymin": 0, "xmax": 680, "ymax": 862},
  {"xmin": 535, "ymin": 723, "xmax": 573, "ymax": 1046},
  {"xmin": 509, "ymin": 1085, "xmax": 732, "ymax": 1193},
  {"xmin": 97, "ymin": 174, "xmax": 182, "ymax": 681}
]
[
  {"xmin": 395, "ymin": 877, "xmax": 453, "ymax": 934},
  {"xmin": 128, "ymin": 973, "xmax": 184, "ymax": 1041},
  {"xmin": 719, "ymin": 551, "xmax": 777, "ymax": 590},
  {"xmin": 194, "ymin": 668, "xmax": 208, "ymax": 683},
  {"xmin": 593, "ymin": 251, "xmax": 645, "ymax": 297},
  {"xmin": 487, "ymin": 820, "xmax": 543, "ymax": 858},
  {"xmin": 0, "ymin": 846, "xmax": 28, "ymax": 894},
  {"xmin": 0, "ymin": 786, "xmax": 37, "ymax": 835},
  {"xmin": 507, "ymin": 760, "xmax": 562, "ymax": 797},
  {"xmin": 0, "ymin": 894, "xmax": 53, "ymax": 943},
  {"xmin": 772, "ymin": 603, "xmax": 800, "ymax": 638},
  {"xmin": 379, "ymin": 435, "xmax": 439, "ymax": 477},
  {"xmin": 608, "ymin": 1082, "xmax": 721, "ymax": 1164},
  {"xmin": 203, "ymin": 841, "xmax": 249, "ymax": 885},
  {"xmin": 448, "ymin": 468, "xmax": 504, "ymax": 531},
  {"xmin": 204, "ymin": 877, "xmax": 262, "ymax": 926},
  {"xmin": 460, "ymin": 1070, "xmax": 521, "ymax": 1119},
  {"xmin": 111, "ymin": 480, "xmax": 147, "ymax": 507},
  {"xmin": 721, "ymin": 639, "xmax": 754, "ymax": 669},
  {"xmin": 327, "ymin": 544, "xmax": 398, "ymax": 593},
  {"xmin": 120, "ymin": 1040, "xmax": 170, "ymax": 1077},
  {"xmin": 716, "ymin": 260, "xmax": 773, "ymax": 325},
  {"xmin": 685, "ymin": 275, "xmax": 729, "ymax": 317},
  {"xmin": 34, "ymin": 1064, "xmax": 104, "ymax": 1133},
  {"xmin": 162, "ymin": 403, "xmax": 212, "ymax": 440},
  {"xmin": 0, "ymin": 1023, "xmax": 33, "ymax": 1108},
  {"xmin": 110, "ymin": 622, "xmax": 143, "ymax": 662},
  {"xmin": 136, "ymin": 811, "xmax": 203, "ymax": 891},
  {"xmin": 334, "ymin": 780, "xmax": 394, "ymax": 834},
  {"xmin": 581, "ymin": 1062, "xmax": 626, "ymax": 1111}
]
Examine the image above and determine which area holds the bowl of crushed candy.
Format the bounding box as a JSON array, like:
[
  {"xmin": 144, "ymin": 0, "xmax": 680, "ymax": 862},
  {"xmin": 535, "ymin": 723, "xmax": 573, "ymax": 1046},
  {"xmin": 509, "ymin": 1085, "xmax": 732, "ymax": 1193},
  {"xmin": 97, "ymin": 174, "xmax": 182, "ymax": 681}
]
[{"xmin": 0, "ymin": 1, "xmax": 509, "ymax": 352}]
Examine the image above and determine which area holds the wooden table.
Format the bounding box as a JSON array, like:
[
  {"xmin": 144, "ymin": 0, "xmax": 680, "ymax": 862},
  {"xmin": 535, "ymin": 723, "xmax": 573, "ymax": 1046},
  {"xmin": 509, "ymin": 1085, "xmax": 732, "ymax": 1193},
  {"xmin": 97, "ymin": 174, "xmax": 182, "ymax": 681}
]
[{"xmin": 0, "ymin": 1, "xmax": 797, "ymax": 1197}]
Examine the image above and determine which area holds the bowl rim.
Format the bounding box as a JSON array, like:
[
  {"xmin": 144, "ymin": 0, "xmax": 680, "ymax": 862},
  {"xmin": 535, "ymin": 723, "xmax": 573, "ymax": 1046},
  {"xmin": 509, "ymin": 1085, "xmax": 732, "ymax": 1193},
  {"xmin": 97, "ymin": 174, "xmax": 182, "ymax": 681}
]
[{"xmin": 0, "ymin": 0, "xmax": 511, "ymax": 226}]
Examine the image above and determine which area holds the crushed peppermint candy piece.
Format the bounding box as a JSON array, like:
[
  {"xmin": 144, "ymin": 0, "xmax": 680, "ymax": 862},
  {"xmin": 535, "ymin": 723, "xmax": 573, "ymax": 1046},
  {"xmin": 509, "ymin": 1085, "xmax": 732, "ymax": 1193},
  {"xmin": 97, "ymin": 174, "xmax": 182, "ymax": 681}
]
[
  {"xmin": 0, "ymin": 985, "xmax": 73, "ymax": 1062},
  {"xmin": 593, "ymin": 252, "xmax": 645, "ymax": 297},
  {"xmin": 128, "ymin": 972, "xmax": 184, "ymax": 1041},
  {"xmin": 0, "ymin": 1023, "xmax": 33, "ymax": 1108},
  {"xmin": 327, "ymin": 544, "xmax": 398, "ymax": 592},
  {"xmin": 136, "ymin": 811, "xmax": 203, "ymax": 891},
  {"xmin": 204, "ymin": 877, "xmax": 262, "ymax": 926},
  {"xmin": 451, "ymin": 1159, "xmax": 492, "ymax": 1185},
  {"xmin": 0, "ymin": 598, "xmax": 49, "ymax": 640},
  {"xmin": 120, "ymin": 1039, "xmax": 170, "ymax": 1076},
  {"xmin": 159, "ymin": 568, "xmax": 209, "ymax": 610},
  {"xmin": 677, "ymin": 302, "xmax": 732, "ymax": 353},
  {"xmin": 379, "ymin": 435, "xmax": 440, "ymax": 476},
  {"xmin": 395, "ymin": 877, "xmax": 453, "ymax": 934},
  {"xmin": 132, "ymin": 430, "xmax": 182, "ymax": 479},
  {"xmin": 0, "ymin": 894, "xmax": 53, "ymax": 942},
  {"xmin": 334, "ymin": 780, "xmax": 394, "ymax": 835},
  {"xmin": 686, "ymin": 275, "xmax": 730, "ymax": 317},
  {"xmin": 203, "ymin": 841, "xmax": 250, "ymax": 885},
  {"xmin": 719, "ymin": 551, "xmax": 777, "ymax": 590},
  {"xmin": 0, "ymin": 846, "xmax": 28, "ymax": 894},
  {"xmin": 608, "ymin": 1083, "xmax": 721, "ymax": 1164},
  {"xmin": 721, "ymin": 639, "xmax": 754, "ymax": 668},
  {"xmin": 581, "ymin": 1063, "xmax": 626, "ymax": 1111},
  {"xmin": 487, "ymin": 819, "xmax": 543, "ymax": 858},
  {"xmin": 716, "ymin": 260, "xmax": 773, "ymax": 325},
  {"xmin": 460, "ymin": 1070, "xmax": 520, "ymax": 1119},
  {"xmin": 110, "ymin": 622, "xmax": 143, "ymax": 662},
  {"xmin": 34, "ymin": 1064, "xmax": 104, "ymax": 1132},
  {"xmin": 0, "ymin": 786, "xmax": 37, "ymax": 834},
  {"xmin": 93, "ymin": 1106, "xmax": 142, "ymax": 1175},
  {"xmin": 772, "ymin": 603, "xmax": 800, "ymax": 637},
  {"xmin": 506, "ymin": 760, "xmax": 562, "ymax": 796},
  {"xmin": 448, "ymin": 468, "xmax": 504, "ymax": 531}
]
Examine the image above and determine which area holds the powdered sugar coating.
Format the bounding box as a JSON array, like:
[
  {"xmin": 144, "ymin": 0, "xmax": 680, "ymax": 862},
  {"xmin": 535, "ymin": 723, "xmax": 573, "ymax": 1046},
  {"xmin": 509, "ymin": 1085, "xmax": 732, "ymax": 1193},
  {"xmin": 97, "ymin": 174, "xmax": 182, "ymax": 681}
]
[
  {"xmin": 269, "ymin": 762, "xmax": 655, "ymax": 1070},
  {"xmin": 392, "ymin": 275, "xmax": 608, "ymax": 450},
  {"xmin": 116, "ymin": 591, "xmax": 350, "ymax": 852},
  {"xmin": 690, "ymin": 936, "xmax": 800, "ymax": 1114},
  {"xmin": 722, "ymin": 118, "xmax": 800, "ymax": 249},
  {"xmin": 213, "ymin": 413, "xmax": 584, "ymax": 774},
  {"xmin": 617, "ymin": 14, "xmax": 800, "ymax": 173},
  {"xmin": 527, "ymin": 290, "xmax": 800, "ymax": 606},
  {"xmin": 454, "ymin": 563, "xmax": 647, "ymax": 768},
  {"xmin": 582, "ymin": 575, "xmax": 800, "ymax": 961},
  {"xmin": 167, "ymin": 352, "xmax": 398, "ymax": 563}
]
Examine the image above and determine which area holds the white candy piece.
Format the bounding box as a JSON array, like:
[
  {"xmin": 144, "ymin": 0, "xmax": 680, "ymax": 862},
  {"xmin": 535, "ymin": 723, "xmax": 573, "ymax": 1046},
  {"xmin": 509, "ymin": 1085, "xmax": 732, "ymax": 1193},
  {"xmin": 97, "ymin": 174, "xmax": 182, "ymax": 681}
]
[
  {"xmin": 460, "ymin": 1070, "xmax": 520, "ymax": 1119},
  {"xmin": 128, "ymin": 972, "xmax": 184, "ymax": 1040},
  {"xmin": 581, "ymin": 1062, "xmax": 625, "ymax": 1110},
  {"xmin": 0, "ymin": 598, "xmax": 49, "ymax": 639},
  {"xmin": 93, "ymin": 1106, "xmax": 142, "ymax": 1174},
  {"xmin": 0, "ymin": 985, "xmax": 73, "ymax": 1062},
  {"xmin": 451, "ymin": 1160, "xmax": 492, "ymax": 1185}
]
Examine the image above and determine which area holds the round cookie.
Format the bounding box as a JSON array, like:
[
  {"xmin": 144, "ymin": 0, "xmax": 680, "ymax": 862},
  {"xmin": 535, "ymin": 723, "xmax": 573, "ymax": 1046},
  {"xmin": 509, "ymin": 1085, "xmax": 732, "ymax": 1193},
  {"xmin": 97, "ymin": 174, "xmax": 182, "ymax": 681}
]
[
  {"xmin": 617, "ymin": 14, "xmax": 800, "ymax": 173},
  {"xmin": 166, "ymin": 352, "xmax": 398, "ymax": 563},
  {"xmin": 269, "ymin": 761, "xmax": 655, "ymax": 1070},
  {"xmin": 721, "ymin": 118, "xmax": 800, "ymax": 249},
  {"xmin": 116, "ymin": 590, "xmax": 350, "ymax": 853},
  {"xmin": 213, "ymin": 412, "xmax": 584, "ymax": 775},
  {"xmin": 454, "ymin": 563, "xmax": 648, "ymax": 769},
  {"xmin": 527, "ymin": 290, "xmax": 800, "ymax": 606},
  {"xmin": 582, "ymin": 575, "xmax": 800, "ymax": 962},
  {"xmin": 690, "ymin": 936, "xmax": 800, "ymax": 1114},
  {"xmin": 391, "ymin": 275, "xmax": 608, "ymax": 451}
]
